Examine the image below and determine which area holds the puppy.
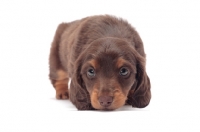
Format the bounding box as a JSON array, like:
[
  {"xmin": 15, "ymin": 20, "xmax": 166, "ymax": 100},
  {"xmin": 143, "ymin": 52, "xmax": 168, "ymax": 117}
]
[{"xmin": 49, "ymin": 15, "xmax": 151, "ymax": 110}]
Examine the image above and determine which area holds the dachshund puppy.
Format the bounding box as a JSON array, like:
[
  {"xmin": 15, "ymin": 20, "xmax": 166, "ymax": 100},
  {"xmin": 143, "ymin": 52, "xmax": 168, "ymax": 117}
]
[{"xmin": 49, "ymin": 15, "xmax": 151, "ymax": 110}]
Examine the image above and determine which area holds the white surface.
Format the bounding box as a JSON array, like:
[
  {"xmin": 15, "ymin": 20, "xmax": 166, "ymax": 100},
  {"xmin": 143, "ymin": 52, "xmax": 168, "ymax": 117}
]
[{"xmin": 0, "ymin": 0, "xmax": 200, "ymax": 131}]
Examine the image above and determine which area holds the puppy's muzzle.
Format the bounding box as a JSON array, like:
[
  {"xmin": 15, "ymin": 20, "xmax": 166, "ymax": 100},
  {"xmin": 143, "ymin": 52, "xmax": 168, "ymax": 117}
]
[{"xmin": 98, "ymin": 96, "xmax": 113, "ymax": 107}]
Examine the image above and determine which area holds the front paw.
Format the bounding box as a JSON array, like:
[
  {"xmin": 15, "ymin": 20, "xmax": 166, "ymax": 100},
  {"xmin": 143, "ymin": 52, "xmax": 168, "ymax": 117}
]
[
  {"xmin": 56, "ymin": 90, "xmax": 69, "ymax": 99},
  {"xmin": 55, "ymin": 83, "xmax": 69, "ymax": 99}
]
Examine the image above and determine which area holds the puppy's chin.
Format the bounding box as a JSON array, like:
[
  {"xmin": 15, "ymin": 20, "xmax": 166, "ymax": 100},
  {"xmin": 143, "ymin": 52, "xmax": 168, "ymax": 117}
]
[
  {"xmin": 95, "ymin": 106, "xmax": 115, "ymax": 111},
  {"xmin": 91, "ymin": 101, "xmax": 126, "ymax": 111},
  {"xmin": 101, "ymin": 108, "xmax": 114, "ymax": 111},
  {"xmin": 96, "ymin": 104, "xmax": 124, "ymax": 111}
]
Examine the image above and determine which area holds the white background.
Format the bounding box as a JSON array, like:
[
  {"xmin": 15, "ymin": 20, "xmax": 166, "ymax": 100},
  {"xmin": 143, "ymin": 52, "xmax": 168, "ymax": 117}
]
[{"xmin": 0, "ymin": 0, "xmax": 200, "ymax": 131}]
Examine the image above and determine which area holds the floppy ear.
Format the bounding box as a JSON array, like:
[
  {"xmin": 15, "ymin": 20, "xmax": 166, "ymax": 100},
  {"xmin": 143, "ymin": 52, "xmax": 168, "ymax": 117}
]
[
  {"xmin": 127, "ymin": 52, "xmax": 151, "ymax": 108},
  {"xmin": 69, "ymin": 56, "xmax": 94, "ymax": 110}
]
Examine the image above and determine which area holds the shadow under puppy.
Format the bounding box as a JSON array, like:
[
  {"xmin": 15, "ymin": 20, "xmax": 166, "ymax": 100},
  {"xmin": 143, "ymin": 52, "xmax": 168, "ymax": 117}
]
[{"xmin": 49, "ymin": 15, "xmax": 151, "ymax": 110}]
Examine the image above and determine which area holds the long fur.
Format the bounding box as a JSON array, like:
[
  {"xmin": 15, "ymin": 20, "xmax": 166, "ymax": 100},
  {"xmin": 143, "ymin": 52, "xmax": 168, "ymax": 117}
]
[{"xmin": 49, "ymin": 15, "xmax": 151, "ymax": 110}]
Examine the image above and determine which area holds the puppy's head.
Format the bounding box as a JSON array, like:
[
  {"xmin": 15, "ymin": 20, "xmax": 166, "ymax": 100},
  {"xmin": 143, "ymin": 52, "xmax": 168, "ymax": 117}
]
[{"xmin": 73, "ymin": 37, "xmax": 151, "ymax": 110}]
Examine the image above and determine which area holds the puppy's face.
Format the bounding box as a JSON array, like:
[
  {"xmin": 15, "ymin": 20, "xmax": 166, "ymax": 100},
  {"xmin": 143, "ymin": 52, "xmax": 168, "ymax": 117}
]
[{"xmin": 80, "ymin": 38, "xmax": 137, "ymax": 110}]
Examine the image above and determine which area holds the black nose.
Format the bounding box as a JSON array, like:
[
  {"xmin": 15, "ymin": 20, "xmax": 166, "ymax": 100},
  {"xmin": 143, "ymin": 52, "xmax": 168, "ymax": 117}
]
[{"xmin": 98, "ymin": 96, "xmax": 113, "ymax": 107}]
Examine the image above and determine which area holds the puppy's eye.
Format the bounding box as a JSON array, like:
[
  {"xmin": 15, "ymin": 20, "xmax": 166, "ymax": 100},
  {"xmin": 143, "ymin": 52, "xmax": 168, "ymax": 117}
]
[
  {"xmin": 119, "ymin": 67, "xmax": 129, "ymax": 77},
  {"xmin": 87, "ymin": 68, "xmax": 95, "ymax": 77}
]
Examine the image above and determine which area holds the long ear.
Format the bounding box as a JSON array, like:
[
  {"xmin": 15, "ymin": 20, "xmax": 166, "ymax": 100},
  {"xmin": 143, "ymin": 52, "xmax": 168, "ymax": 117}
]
[
  {"xmin": 69, "ymin": 56, "xmax": 94, "ymax": 110},
  {"xmin": 127, "ymin": 52, "xmax": 151, "ymax": 108}
]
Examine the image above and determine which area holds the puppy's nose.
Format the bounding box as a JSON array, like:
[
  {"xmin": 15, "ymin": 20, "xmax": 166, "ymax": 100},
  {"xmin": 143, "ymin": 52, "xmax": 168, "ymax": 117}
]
[{"xmin": 99, "ymin": 96, "xmax": 113, "ymax": 107}]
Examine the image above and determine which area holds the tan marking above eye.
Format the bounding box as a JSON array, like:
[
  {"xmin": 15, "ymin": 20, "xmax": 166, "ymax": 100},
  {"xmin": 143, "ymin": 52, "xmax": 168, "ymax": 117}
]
[
  {"xmin": 116, "ymin": 58, "xmax": 126, "ymax": 69},
  {"xmin": 88, "ymin": 59, "xmax": 98, "ymax": 69},
  {"xmin": 116, "ymin": 57, "xmax": 136, "ymax": 73}
]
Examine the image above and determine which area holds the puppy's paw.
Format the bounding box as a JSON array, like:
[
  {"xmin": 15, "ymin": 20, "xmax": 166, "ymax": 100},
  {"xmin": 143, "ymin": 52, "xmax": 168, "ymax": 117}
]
[
  {"xmin": 55, "ymin": 83, "xmax": 69, "ymax": 99},
  {"xmin": 56, "ymin": 90, "xmax": 69, "ymax": 99}
]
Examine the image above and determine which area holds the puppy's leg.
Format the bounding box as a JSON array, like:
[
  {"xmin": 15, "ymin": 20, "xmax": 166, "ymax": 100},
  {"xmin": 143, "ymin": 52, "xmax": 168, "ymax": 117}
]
[
  {"xmin": 52, "ymin": 70, "xmax": 69, "ymax": 99},
  {"xmin": 49, "ymin": 23, "xmax": 69, "ymax": 99}
]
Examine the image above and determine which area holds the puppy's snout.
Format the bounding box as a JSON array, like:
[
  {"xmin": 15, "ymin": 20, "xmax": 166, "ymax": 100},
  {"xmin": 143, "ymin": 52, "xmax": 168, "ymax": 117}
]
[{"xmin": 98, "ymin": 96, "xmax": 113, "ymax": 107}]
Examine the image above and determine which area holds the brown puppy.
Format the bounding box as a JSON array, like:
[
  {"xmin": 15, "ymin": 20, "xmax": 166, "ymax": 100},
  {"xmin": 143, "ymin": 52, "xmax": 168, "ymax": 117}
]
[{"xmin": 49, "ymin": 15, "xmax": 151, "ymax": 110}]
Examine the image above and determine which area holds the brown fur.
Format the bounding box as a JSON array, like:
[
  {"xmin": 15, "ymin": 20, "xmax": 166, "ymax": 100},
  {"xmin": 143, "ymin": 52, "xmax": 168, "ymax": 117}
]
[{"xmin": 49, "ymin": 15, "xmax": 151, "ymax": 110}]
